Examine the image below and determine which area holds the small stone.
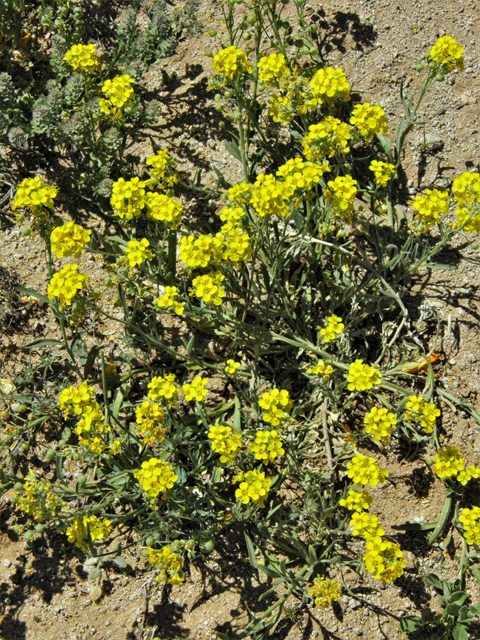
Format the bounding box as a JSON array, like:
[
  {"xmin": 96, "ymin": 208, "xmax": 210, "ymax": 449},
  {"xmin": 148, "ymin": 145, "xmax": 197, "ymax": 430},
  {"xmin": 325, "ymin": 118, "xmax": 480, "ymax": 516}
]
[
  {"xmin": 2, "ymin": 559, "xmax": 12, "ymax": 567},
  {"xmin": 354, "ymin": 627, "xmax": 364, "ymax": 636},
  {"xmin": 425, "ymin": 133, "xmax": 444, "ymax": 151}
]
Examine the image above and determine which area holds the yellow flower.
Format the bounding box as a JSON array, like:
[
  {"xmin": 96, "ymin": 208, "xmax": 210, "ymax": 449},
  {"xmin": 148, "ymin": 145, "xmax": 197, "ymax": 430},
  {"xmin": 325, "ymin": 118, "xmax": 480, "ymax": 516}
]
[
  {"xmin": 339, "ymin": 489, "xmax": 372, "ymax": 512},
  {"xmin": 250, "ymin": 173, "xmax": 289, "ymax": 218},
  {"xmin": 429, "ymin": 36, "xmax": 464, "ymax": 72},
  {"xmin": 225, "ymin": 359, "xmax": 241, "ymax": 374},
  {"xmin": 320, "ymin": 314, "xmax": 344, "ymax": 342},
  {"xmin": 369, "ymin": 160, "xmax": 396, "ymax": 187},
  {"xmin": 346, "ymin": 453, "xmax": 389, "ymax": 487},
  {"xmin": 179, "ymin": 234, "xmax": 223, "ymax": 268},
  {"xmin": 458, "ymin": 506, "xmax": 480, "ymax": 545},
  {"xmin": 47, "ymin": 264, "xmax": 89, "ymax": 307},
  {"xmin": 145, "ymin": 150, "xmax": 177, "ymax": 189},
  {"xmin": 257, "ymin": 53, "xmax": 289, "ymax": 82},
  {"xmin": 208, "ymin": 424, "xmax": 241, "ymax": 464},
  {"xmin": 145, "ymin": 192, "xmax": 183, "ymax": 229},
  {"xmin": 147, "ymin": 374, "xmax": 179, "ymax": 406},
  {"xmin": 59, "ymin": 381, "xmax": 96, "ymax": 416},
  {"xmin": 147, "ymin": 546, "xmax": 184, "ymax": 585},
  {"xmin": 182, "ymin": 376, "xmax": 208, "ymax": 402},
  {"xmin": 434, "ymin": 445, "xmax": 464, "ymax": 479},
  {"xmin": 110, "ymin": 177, "xmax": 147, "ymax": 219},
  {"xmin": 249, "ymin": 429, "xmax": 285, "ymax": 463},
  {"xmin": 12, "ymin": 476, "xmax": 62, "ymax": 522},
  {"xmin": 212, "ymin": 46, "xmax": 254, "ymax": 79},
  {"xmin": 302, "ymin": 117, "xmax": 351, "ymax": 160},
  {"xmin": 349, "ymin": 512, "xmax": 385, "ymax": 541},
  {"xmin": 100, "ymin": 74, "xmax": 134, "ymax": 116},
  {"xmin": 66, "ymin": 515, "xmax": 113, "ymax": 551},
  {"xmin": 347, "ymin": 360, "xmax": 382, "ymax": 392},
  {"xmin": 125, "ymin": 238, "xmax": 153, "ymax": 267},
  {"xmin": 155, "ymin": 286, "xmax": 184, "ymax": 315},
  {"xmin": 134, "ymin": 458, "xmax": 178, "ymax": 499},
  {"xmin": 411, "ymin": 189, "xmax": 449, "ymax": 230},
  {"xmin": 452, "ymin": 171, "xmax": 480, "ymax": 232},
  {"xmin": 234, "ymin": 469, "xmax": 271, "ymax": 506},
  {"xmin": 51, "ymin": 222, "xmax": 91, "ymax": 258},
  {"xmin": 363, "ymin": 407, "xmax": 397, "ymax": 443},
  {"xmin": 191, "ymin": 272, "xmax": 225, "ymax": 305},
  {"xmin": 324, "ymin": 175, "xmax": 358, "ymax": 220},
  {"xmin": 350, "ymin": 103, "xmax": 389, "ymax": 142},
  {"xmin": 12, "ymin": 176, "xmax": 57, "ymax": 214},
  {"xmin": 258, "ymin": 389, "xmax": 292, "ymax": 427},
  {"xmin": 306, "ymin": 360, "xmax": 334, "ymax": 379},
  {"xmin": 363, "ymin": 540, "xmax": 406, "ymax": 583},
  {"xmin": 309, "ymin": 67, "xmax": 351, "ymax": 106},
  {"xmin": 135, "ymin": 401, "xmax": 167, "ymax": 445},
  {"xmin": 309, "ymin": 577, "xmax": 342, "ymax": 609},
  {"xmin": 64, "ymin": 44, "xmax": 99, "ymax": 73}
]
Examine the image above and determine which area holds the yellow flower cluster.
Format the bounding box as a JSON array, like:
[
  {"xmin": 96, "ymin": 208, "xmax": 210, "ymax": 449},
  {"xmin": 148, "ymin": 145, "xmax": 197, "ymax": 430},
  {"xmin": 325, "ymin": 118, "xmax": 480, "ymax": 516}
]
[
  {"xmin": 51, "ymin": 222, "xmax": 91, "ymax": 259},
  {"xmin": 258, "ymin": 389, "xmax": 292, "ymax": 427},
  {"xmin": 350, "ymin": 103, "xmax": 389, "ymax": 142},
  {"xmin": 47, "ymin": 264, "xmax": 89, "ymax": 307},
  {"xmin": 302, "ymin": 117, "xmax": 351, "ymax": 160},
  {"xmin": 309, "ymin": 67, "xmax": 351, "ymax": 106},
  {"xmin": 339, "ymin": 489, "xmax": 373, "ymax": 512},
  {"xmin": 350, "ymin": 512, "xmax": 385, "ymax": 542},
  {"xmin": 411, "ymin": 189, "xmax": 449, "ymax": 230},
  {"xmin": 363, "ymin": 540, "xmax": 406, "ymax": 584},
  {"xmin": 59, "ymin": 381, "xmax": 96, "ymax": 415},
  {"xmin": 145, "ymin": 150, "xmax": 178, "ymax": 189},
  {"xmin": 148, "ymin": 374, "xmax": 179, "ymax": 406},
  {"xmin": 370, "ymin": 160, "xmax": 396, "ymax": 187},
  {"xmin": 324, "ymin": 175, "xmax": 358, "ymax": 220},
  {"xmin": 63, "ymin": 43, "xmax": 99, "ymax": 73},
  {"xmin": 145, "ymin": 192, "xmax": 183, "ymax": 228},
  {"xmin": 223, "ymin": 228, "xmax": 253, "ymax": 263},
  {"xmin": 191, "ymin": 272, "xmax": 226, "ymax": 305},
  {"xmin": 208, "ymin": 424, "xmax": 241, "ymax": 464},
  {"xmin": 225, "ymin": 359, "xmax": 241, "ymax": 374},
  {"xmin": 347, "ymin": 360, "xmax": 382, "ymax": 392},
  {"xmin": 276, "ymin": 158, "xmax": 330, "ymax": 196},
  {"xmin": 363, "ymin": 407, "xmax": 397, "ymax": 443},
  {"xmin": 434, "ymin": 445, "xmax": 480, "ymax": 485},
  {"xmin": 347, "ymin": 453, "xmax": 389, "ymax": 487},
  {"xmin": 182, "ymin": 376, "xmax": 209, "ymax": 402},
  {"xmin": 13, "ymin": 176, "xmax": 58, "ymax": 214},
  {"xmin": 220, "ymin": 205, "xmax": 245, "ymax": 233},
  {"xmin": 307, "ymin": 360, "xmax": 334, "ymax": 379},
  {"xmin": 135, "ymin": 401, "xmax": 167, "ymax": 446},
  {"xmin": 320, "ymin": 314, "xmax": 344, "ymax": 342},
  {"xmin": 458, "ymin": 506, "xmax": 480, "ymax": 546},
  {"xmin": 110, "ymin": 177, "xmax": 147, "ymax": 219},
  {"xmin": 100, "ymin": 74, "xmax": 134, "ymax": 116},
  {"xmin": 147, "ymin": 546, "xmax": 184, "ymax": 585},
  {"xmin": 155, "ymin": 286, "xmax": 184, "ymax": 315},
  {"xmin": 452, "ymin": 171, "xmax": 480, "ymax": 232},
  {"xmin": 179, "ymin": 234, "xmax": 223, "ymax": 268},
  {"xmin": 268, "ymin": 93, "xmax": 292, "ymax": 124},
  {"xmin": 12, "ymin": 476, "xmax": 62, "ymax": 522},
  {"xmin": 66, "ymin": 515, "xmax": 112, "ymax": 551},
  {"xmin": 258, "ymin": 52, "xmax": 289, "ymax": 82},
  {"xmin": 134, "ymin": 458, "xmax": 178, "ymax": 499},
  {"xmin": 429, "ymin": 36, "xmax": 464, "ymax": 72},
  {"xmin": 249, "ymin": 430, "xmax": 285, "ymax": 463},
  {"xmin": 405, "ymin": 395, "xmax": 440, "ymax": 433},
  {"xmin": 125, "ymin": 238, "xmax": 153, "ymax": 268},
  {"xmin": 234, "ymin": 469, "xmax": 271, "ymax": 507},
  {"xmin": 309, "ymin": 577, "xmax": 342, "ymax": 609},
  {"xmin": 250, "ymin": 173, "xmax": 289, "ymax": 218},
  {"xmin": 212, "ymin": 46, "xmax": 254, "ymax": 80}
]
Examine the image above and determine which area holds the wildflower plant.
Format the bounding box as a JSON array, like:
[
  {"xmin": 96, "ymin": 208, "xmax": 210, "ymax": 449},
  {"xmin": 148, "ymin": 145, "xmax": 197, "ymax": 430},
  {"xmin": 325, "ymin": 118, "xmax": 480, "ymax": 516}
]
[{"xmin": 3, "ymin": 2, "xmax": 480, "ymax": 636}]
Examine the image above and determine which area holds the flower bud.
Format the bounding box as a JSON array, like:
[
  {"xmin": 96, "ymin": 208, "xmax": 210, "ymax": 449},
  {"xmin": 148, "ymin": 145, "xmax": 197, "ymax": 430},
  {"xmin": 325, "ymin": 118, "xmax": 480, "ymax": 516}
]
[
  {"xmin": 208, "ymin": 30, "xmax": 217, "ymax": 37},
  {"xmin": 415, "ymin": 63, "xmax": 425, "ymax": 71}
]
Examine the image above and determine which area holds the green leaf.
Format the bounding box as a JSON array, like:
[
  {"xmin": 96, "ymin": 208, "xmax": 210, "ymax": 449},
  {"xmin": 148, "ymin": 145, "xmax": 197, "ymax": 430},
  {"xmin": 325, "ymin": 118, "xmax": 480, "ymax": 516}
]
[
  {"xmin": 399, "ymin": 615, "xmax": 424, "ymax": 632},
  {"xmin": 426, "ymin": 263, "xmax": 457, "ymax": 271},
  {"xmin": 22, "ymin": 338, "xmax": 63, "ymax": 349},
  {"xmin": 428, "ymin": 495, "xmax": 452, "ymax": 544},
  {"xmin": 15, "ymin": 284, "xmax": 50, "ymax": 305},
  {"xmin": 113, "ymin": 556, "xmax": 128, "ymax": 569},
  {"xmin": 224, "ymin": 140, "xmax": 242, "ymax": 162},
  {"xmin": 83, "ymin": 344, "xmax": 102, "ymax": 380},
  {"xmin": 471, "ymin": 564, "xmax": 480, "ymax": 586},
  {"xmin": 233, "ymin": 395, "xmax": 242, "ymax": 431},
  {"xmin": 420, "ymin": 607, "xmax": 437, "ymax": 623},
  {"xmin": 453, "ymin": 625, "xmax": 469, "ymax": 640},
  {"xmin": 89, "ymin": 567, "xmax": 101, "ymax": 580},
  {"xmin": 391, "ymin": 522, "xmax": 437, "ymax": 531},
  {"xmin": 118, "ymin": 284, "xmax": 129, "ymax": 320},
  {"xmin": 244, "ymin": 533, "xmax": 258, "ymax": 572},
  {"xmin": 450, "ymin": 592, "xmax": 470, "ymax": 606}
]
